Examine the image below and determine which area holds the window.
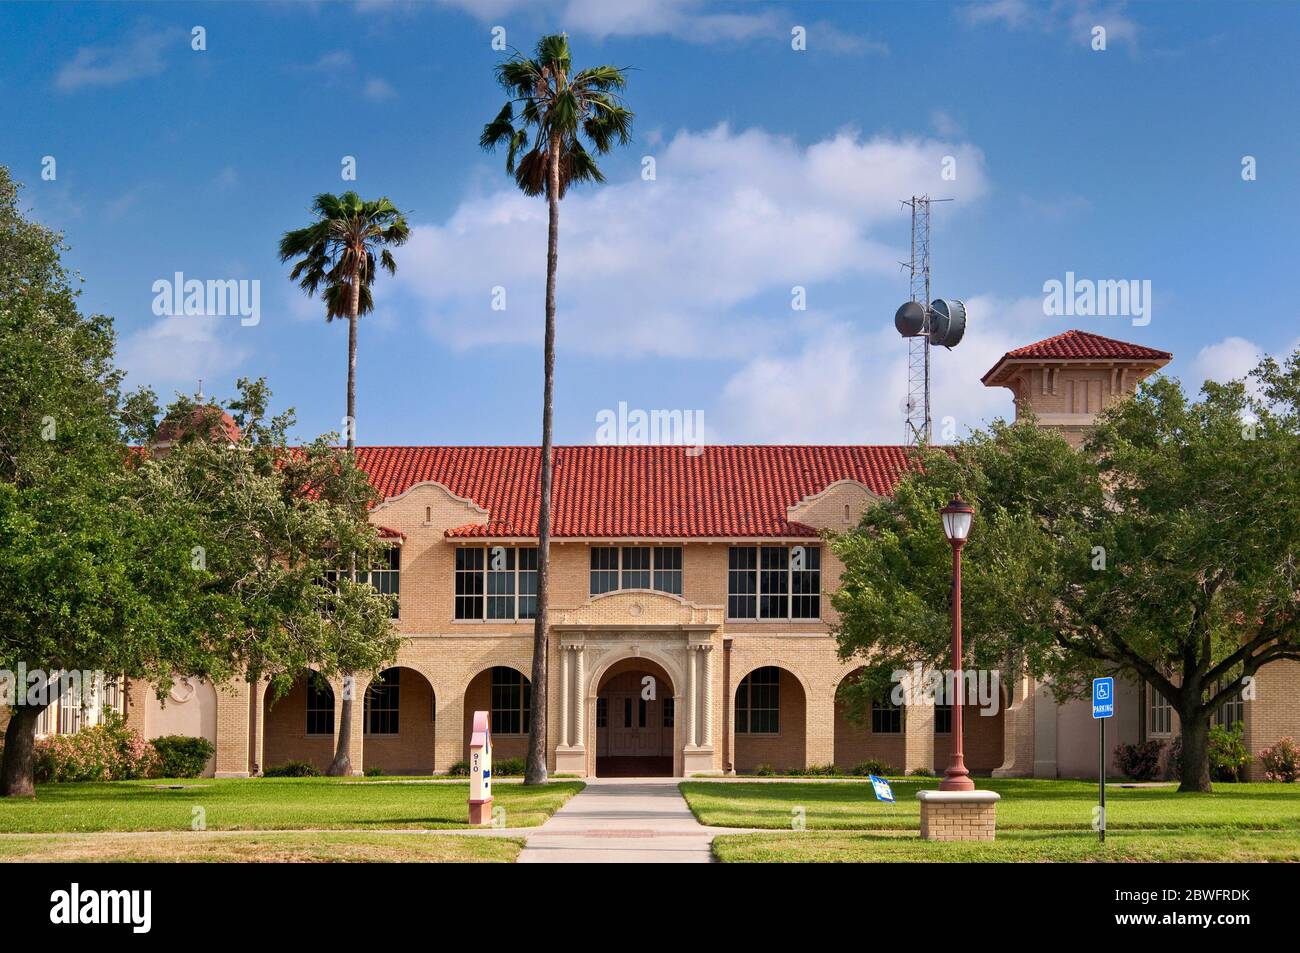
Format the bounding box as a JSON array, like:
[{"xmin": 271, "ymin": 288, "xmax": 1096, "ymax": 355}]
[
  {"xmin": 589, "ymin": 545, "xmax": 683, "ymax": 596},
  {"xmin": 306, "ymin": 673, "xmax": 335, "ymax": 736},
  {"xmin": 361, "ymin": 546, "xmax": 400, "ymax": 618},
  {"xmin": 728, "ymin": 545, "xmax": 820, "ymax": 620},
  {"xmin": 1148, "ymin": 685, "xmax": 1172, "ymax": 736},
  {"xmin": 654, "ymin": 546, "xmax": 682, "ymax": 595},
  {"xmin": 365, "ymin": 668, "xmax": 400, "ymax": 735},
  {"xmin": 736, "ymin": 667, "xmax": 780, "ymax": 734},
  {"xmin": 934, "ymin": 703, "xmax": 952, "ymax": 734},
  {"xmin": 663, "ymin": 696, "xmax": 675, "ymax": 728},
  {"xmin": 728, "ymin": 546, "xmax": 757, "ymax": 619},
  {"xmin": 872, "ymin": 699, "xmax": 902, "ymax": 734},
  {"xmin": 1213, "ymin": 680, "xmax": 1245, "ymax": 728},
  {"xmin": 491, "ymin": 667, "xmax": 530, "ymax": 735},
  {"xmin": 455, "ymin": 546, "xmax": 537, "ymax": 620},
  {"xmin": 622, "ymin": 546, "xmax": 651, "ymax": 589},
  {"xmin": 596, "ymin": 697, "xmax": 608, "ymax": 729}
]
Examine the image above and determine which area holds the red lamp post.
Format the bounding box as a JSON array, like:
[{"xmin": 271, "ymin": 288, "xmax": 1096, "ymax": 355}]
[{"xmin": 939, "ymin": 494, "xmax": 975, "ymax": 792}]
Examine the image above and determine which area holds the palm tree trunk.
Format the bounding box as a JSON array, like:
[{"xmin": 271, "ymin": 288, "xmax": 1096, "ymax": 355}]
[
  {"xmin": 0, "ymin": 704, "xmax": 41, "ymax": 797},
  {"xmin": 328, "ymin": 266, "xmax": 364, "ymax": 778},
  {"xmin": 525, "ymin": 133, "xmax": 562, "ymax": 786}
]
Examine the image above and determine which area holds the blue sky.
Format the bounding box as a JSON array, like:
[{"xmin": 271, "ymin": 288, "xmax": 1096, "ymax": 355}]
[{"xmin": 4, "ymin": 0, "xmax": 1298, "ymax": 445}]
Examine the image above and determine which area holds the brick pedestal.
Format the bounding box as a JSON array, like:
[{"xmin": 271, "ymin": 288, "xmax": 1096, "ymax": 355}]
[{"xmin": 917, "ymin": 790, "xmax": 1000, "ymax": 841}]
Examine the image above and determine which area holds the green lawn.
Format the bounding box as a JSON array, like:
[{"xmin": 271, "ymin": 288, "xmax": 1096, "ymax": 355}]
[
  {"xmin": 683, "ymin": 779, "xmax": 1300, "ymax": 862},
  {"xmin": 680, "ymin": 779, "xmax": 1300, "ymax": 831},
  {"xmin": 711, "ymin": 829, "xmax": 1300, "ymax": 863},
  {"xmin": 0, "ymin": 830, "xmax": 522, "ymax": 863},
  {"xmin": 0, "ymin": 777, "xmax": 583, "ymax": 833}
]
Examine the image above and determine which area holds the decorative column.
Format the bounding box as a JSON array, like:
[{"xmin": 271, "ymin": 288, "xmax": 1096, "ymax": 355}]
[
  {"xmin": 554, "ymin": 642, "xmax": 586, "ymax": 775},
  {"xmin": 682, "ymin": 641, "xmax": 716, "ymax": 776},
  {"xmin": 701, "ymin": 645, "xmax": 714, "ymax": 748},
  {"xmin": 560, "ymin": 645, "xmax": 571, "ymax": 748},
  {"xmin": 573, "ymin": 647, "xmax": 584, "ymax": 748},
  {"xmin": 686, "ymin": 645, "xmax": 699, "ymax": 748}
]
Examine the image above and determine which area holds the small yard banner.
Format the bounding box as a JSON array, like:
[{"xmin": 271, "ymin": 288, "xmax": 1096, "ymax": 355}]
[{"xmin": 868, "ymin": 775, "xmax": 896, "ymax": 803}]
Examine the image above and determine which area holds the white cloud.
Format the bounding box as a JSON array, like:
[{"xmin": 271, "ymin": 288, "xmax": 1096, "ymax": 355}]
[
  {"xmin": 118, "ymin": 314, "xmax": 250, "ymax": 392},
  {"xmin": 388, "ymin": 123, "xmax": 988, "ymax": 363},
  {"xmin": 960, "ymin": 0, "xmax": 1139, "ymax": 51},
  {"xmin": 1194, "ymin": 336, "xmax": 1262, "ymax": 386},
  {"xmin": 55, "ymin": 26, "xmax": 183, "ymax": 91},
  {"xmin": 363, "ymin": 77, "xmax": 397, "ymax": 101}
]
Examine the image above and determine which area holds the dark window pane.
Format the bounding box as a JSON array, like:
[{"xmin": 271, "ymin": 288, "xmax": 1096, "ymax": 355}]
[
  {"xmin": 934, "ymin": 704, "xmax": 952, "ymax": 734},
  {"xmin": 518, "ymin": 548, "xmax": 538, "ymax": 619},
  {"xmin": 759, "ymin": 547, "xmax": 789, "ymax": 619},
  {"xmin": 491, "ymin": 666, "xmax": 529, "ymax": 735},
  {"xmin": 487, "ymin": 546, "xmax": 516, "ymax": 619},
  {"xmin": 365, "ymin": 668, "xmax": 400, "ymax": 735},
  {"xmin": 654, "ymin": 546, "xmax": 682, "ymax": 594},
  {"xmin": 663, "ymin": 697, "xmax": 674, "ymax": 728},
  {"xmin": 590, "ymin": 547, "xmax": 619, "ymax": 595},
  {"xmin": 305, "ymin": 673, "xmax": 335, "ymax": 736},
  {"xmin": 872, "ymin": 699, "xmax": 902, "ymax": 734},
  {"xmin": 728, "ymin": 547, "xmax": 757, "ymax": 619},
  {"xmin": 455, "ymin": 547, "xmax": 484, "ymax": 620},
  {"xmin": 736, "ymin": 666, "xmax": 780, "ymax": 734},
  {"xmin": 791, "ymin": 545, "xmax": 820, "ymax": 619},
  {"xmin": 621, "ymin": 546, "xmax": 651, "ymax": 589}
]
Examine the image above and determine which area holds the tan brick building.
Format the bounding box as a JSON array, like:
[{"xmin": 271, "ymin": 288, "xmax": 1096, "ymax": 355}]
[{"xmin": 109, "ymin": 330, "xmax": 1297, "ymax": 781}]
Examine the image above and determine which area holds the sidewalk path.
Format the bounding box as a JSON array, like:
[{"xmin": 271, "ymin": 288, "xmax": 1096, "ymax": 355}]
[{"xmin": 517, "ymin": 778, "xmax": 740, "ymax": 863}]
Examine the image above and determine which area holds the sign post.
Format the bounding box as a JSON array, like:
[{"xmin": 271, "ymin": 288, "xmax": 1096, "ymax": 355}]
[
  {"xmin": 468, "ymin": 710, "xmax": 492, "ymax": 826},
  {"xmin": 1091, "ymin": 677, "xmax": 1114, "ymax": 844}
]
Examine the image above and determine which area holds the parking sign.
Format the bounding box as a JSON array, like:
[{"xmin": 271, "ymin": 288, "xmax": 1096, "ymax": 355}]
[{"xmin": 1092, "ymin": 676, "xmax": 1114, "ymax": 719}]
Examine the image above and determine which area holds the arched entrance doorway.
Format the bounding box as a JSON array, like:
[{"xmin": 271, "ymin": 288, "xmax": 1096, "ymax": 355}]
[
  {"xmin": 263, "ymin": 671, "xmax": 335, "ymax": 775},
  {"xmin": 596, "ymin": 658, "xmax": 676, "ymax": 777},
  {"xmin": 733, "ymin": 665, "xmax": 807, "ymax": 773},
  {"xmin": 361, "ymin": 666, "xmax": 436, "ymax": 775}
]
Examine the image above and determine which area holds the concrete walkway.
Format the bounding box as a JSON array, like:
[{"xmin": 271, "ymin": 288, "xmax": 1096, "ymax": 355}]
[{"xmin": 517, "ymin": 778, "xmax": 738, "ymax": 863}]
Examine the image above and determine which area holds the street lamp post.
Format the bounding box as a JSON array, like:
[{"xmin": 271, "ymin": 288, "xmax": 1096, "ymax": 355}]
[{"xmin": 939, "ymin": 494, "xmax": 975, "ymax": 792}]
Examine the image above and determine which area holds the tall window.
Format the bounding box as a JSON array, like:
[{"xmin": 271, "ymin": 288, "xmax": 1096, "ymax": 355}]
[
  {"xmin": 589, "ymin": 546, "xmax": 683, "ymax": 596},
  {"xmin": 1148, "ymin": 685, "xmax": 1172, "ymax": 736},
  {"xmin": 728, "ymin": 545, "xmax": 820, "ymax": 620},
  {"xmin": 654, "ymin": 547, "xmax": 682, "ymax": 595},
  {"xmin": 455, "ymin": 546, "xmax": 537, "ymax": 620},
  {"xmin": 934, "ymin": 703, "xmax": 952, "ymax": 734},
  {"xmin": 305, "ymin": 673, "xmax": 335, "ymax": 736},
  {"xmin": 872, "ymin": 699, "xmax": 902, "ymax": 734},
  {"xmin": 361, "ymin": 546, "xmax": 400, "ymax": 618},
  {"xmin": 365, "ymin": 668, "xmax": 400, "ymax": 735},
  {"xmin": 736, "ymin": 667, "xmax": 780, "ymax": 734},
  {"xmin": 663, "ymin": 696, "xmax": 675, "ymax": 729},
  {"xmin": 1213, "ymin": 680, "xmax": 1245, "ymax": 728},
  {"xmin": 491, "ymin": 667, "xmax": 530, "ymax": 735}
]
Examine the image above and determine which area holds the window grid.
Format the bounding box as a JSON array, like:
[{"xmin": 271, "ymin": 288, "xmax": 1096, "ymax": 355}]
[
  {"xmin": 589, "ymin": 546, "xmax": 684, "ymax": 597},
  {"xmin": 1148, "ymin": 685, "xmax": 1173, "ymax": 736},
  {"xmin": 1213, "ymin": 680, "xmax": 1245, "ymax": 728},
  {"xmin": 365, "ymin": 668, "xmax": 400, "ymax": 736},
  {"xmin": 491, "ymin": 667, "xmax": 530, "ymax": 735},
  {"xmin": 736, "ymin": 667, "xmax": 780, "ymax": 734},
  {"xmin": 934, "ymin": 703, "xmax": 952, "ymax": 735},
  {"xmin": 305, "ymin": 673, "xmax": 335, "ymax": 736},
  {"xmin": 872, "ymin": 699, "xmax": 902, "ymax": 734},
  {"xmin": 455, "ymin": 547, "xmax": 538, "ymax": 621},
  {"xmin": 361, "ymin": 546, "xmax": 401, "ymax": 618},
  {"xmin": 728, "ymin": 546, "xmax": 821, "ymax": 620}
]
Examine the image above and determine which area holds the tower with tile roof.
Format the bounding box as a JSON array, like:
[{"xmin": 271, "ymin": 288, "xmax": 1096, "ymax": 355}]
[{"xmin": 981, "ymin": 330, "xmax": 1172, "ymax": 447}]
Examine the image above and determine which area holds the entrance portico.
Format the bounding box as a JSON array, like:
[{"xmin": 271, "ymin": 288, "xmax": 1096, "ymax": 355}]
[{"xmin": 550, "ymin": 590, "xmax": 722, "ymax": 778}]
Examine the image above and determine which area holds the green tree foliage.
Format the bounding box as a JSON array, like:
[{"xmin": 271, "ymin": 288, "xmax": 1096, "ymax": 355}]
[{"xmin": 832, "ymin": 360, "xmax": 1300, "ymax": 792}]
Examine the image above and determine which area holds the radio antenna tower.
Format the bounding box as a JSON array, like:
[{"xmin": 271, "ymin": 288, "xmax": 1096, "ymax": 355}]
[{"xmin": 895, "ymin": 195, "xmax": 964, "ymax": 447}]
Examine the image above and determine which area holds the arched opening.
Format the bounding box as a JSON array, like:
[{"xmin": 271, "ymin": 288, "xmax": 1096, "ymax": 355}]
[
  {"xmin": 733, "ymin": 665, "xmax": 806, "ymax": 773},
  {"xmin": 834, "ymin": 667, "xmax": 905, "ymax": 773},
  {"xmin": 595, "ymin": 657, "xmax": 676, "ymax": 777},
  {"xmin": 362, "ymin": 666, "xmax": 436, "ymax": 775},
  {"xmin": 263, "ymin": 671, "xmax": 336, "ymax": 775},
  {"xmin": 463, "ymin": 665, "xmax": 531, "ymax": 765}
]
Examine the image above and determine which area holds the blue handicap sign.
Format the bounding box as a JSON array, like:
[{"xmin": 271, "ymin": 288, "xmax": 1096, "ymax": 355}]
[
  {"xmin": 868, "ymin": 775, "xmax": 895, "ymax": 803},
  {"xmin": 1092, "ymin": 676, "xmax": 1115, "ymax": 719}
]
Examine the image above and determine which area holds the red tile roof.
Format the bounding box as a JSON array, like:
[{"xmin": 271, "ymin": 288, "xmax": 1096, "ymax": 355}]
[
  {"xmin": 355, "ymin": 445, "xmax": 915, "ymax": 539},
  {"xmin": 983, "ymin": 330, "xmax": 1172, "ymax": 384}
]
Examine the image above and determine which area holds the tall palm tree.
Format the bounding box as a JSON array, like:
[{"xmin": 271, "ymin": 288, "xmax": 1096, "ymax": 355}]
[
  {"xmin": 279, "ymin": 191, "xmax": 409, "ymax": 776},
  {"xmin": 481, "ymin": 34, "xmax": 633, "ymax": 785}
]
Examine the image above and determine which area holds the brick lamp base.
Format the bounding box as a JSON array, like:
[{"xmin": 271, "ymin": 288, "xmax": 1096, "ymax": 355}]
[{"xmin": 917, "ymin": 790, "xmax": 1001, "ymax": 841}]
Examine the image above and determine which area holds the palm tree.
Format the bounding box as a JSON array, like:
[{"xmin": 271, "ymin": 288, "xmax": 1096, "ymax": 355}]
[
  {"xmin": 481, "ymin": 34, "xmax": 633, "ymax": 784},
  {"xmin": 279, "ymin": 191, "xmax": 409, "ymax": 776}
]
